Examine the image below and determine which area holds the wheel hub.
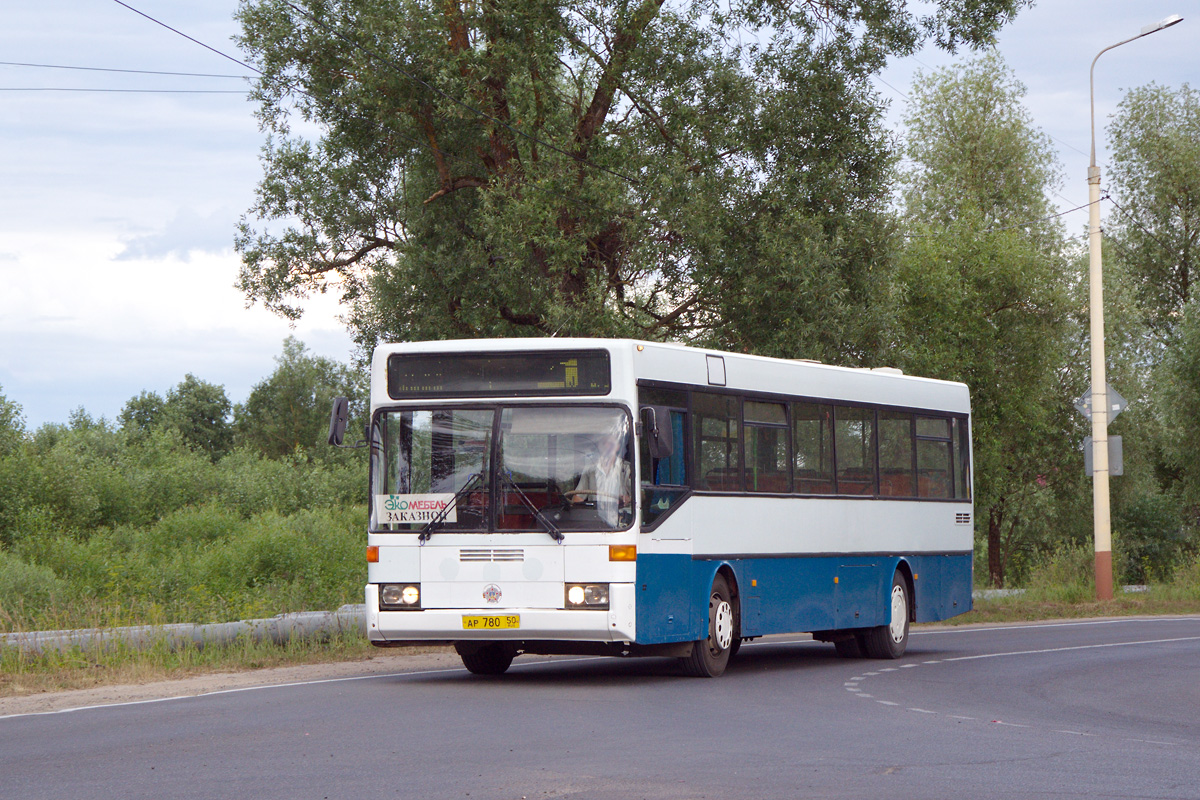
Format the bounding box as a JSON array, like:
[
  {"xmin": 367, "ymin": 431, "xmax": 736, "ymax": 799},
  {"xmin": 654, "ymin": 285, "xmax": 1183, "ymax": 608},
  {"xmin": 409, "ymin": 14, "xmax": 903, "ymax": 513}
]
[
  {"xmin": 889, "ymin": 583, "xmax": 908, "ymax": 644},
  {"xmin": 712, "ymin": 597, "xmax": 734, "ymax": 651}
]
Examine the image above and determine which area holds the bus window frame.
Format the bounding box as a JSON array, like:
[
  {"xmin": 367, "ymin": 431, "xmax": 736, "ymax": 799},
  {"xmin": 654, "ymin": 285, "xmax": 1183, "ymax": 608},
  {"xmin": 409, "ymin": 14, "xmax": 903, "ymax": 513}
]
[
  {"xmin": 633, "ymin": 379, "xmax": 970, "ymax": 505},
  {"xmin": 636, "ymin": 383, "xmax": 693, "ymax": 532}
]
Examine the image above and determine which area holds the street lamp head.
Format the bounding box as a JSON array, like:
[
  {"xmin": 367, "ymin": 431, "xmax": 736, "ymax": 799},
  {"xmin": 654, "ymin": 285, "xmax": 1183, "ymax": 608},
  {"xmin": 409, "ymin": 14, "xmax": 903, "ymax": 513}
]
[{"xmin": 1141, "ymin": 14, "xmax": 1184, "ymax": 36}]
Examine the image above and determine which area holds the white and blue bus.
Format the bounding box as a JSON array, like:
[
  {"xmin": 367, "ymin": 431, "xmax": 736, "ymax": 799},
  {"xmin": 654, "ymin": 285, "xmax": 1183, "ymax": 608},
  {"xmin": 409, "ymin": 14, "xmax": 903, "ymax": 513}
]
[{"xmin": 329, "ymin": 338, "xmax": 973, "ymax": 677}]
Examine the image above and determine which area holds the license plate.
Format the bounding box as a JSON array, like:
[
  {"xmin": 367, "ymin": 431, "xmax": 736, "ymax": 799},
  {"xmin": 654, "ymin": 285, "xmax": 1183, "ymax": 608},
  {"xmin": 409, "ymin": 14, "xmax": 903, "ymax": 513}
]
[{"xmin": 462, "ymin": 614, "xmax": 520, "ymax": 630}]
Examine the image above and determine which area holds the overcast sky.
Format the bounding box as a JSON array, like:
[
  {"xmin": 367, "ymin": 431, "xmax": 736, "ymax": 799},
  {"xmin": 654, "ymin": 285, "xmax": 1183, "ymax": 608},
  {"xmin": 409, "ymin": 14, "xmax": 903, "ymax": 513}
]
[{"xmin": 1, "ymin": 1, "xmax": 1195, "ymax": 429}]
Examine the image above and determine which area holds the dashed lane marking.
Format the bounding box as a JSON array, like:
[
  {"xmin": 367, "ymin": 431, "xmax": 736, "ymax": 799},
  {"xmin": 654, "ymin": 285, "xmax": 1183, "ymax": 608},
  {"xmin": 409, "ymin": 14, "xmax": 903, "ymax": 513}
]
[{"xmin": 843, "ymin": 632, "xmax": 1200, "ymax": 748}]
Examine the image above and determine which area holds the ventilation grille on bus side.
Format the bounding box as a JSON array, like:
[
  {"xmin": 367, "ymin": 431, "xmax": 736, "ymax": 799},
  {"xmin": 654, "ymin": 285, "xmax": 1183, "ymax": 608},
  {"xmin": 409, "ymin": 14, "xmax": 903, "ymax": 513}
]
[
  {"xmin": 459, "ymin": 548, "xmax": 524, "ymax": 562},
  {"xmin": 955, "ymin": 513, "xmax": 972, "ymax": 525}
]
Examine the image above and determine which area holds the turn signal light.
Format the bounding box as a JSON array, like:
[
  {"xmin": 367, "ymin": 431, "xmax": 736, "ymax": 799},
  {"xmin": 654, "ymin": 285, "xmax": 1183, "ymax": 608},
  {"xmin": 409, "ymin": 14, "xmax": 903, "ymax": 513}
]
[
  {"xmin": 609, "ymin": 545, "xmax": 637, "ymax": 561},
  {"xmin": 367, "ymin": 545, "xmax": 379, "ymax": 563}
]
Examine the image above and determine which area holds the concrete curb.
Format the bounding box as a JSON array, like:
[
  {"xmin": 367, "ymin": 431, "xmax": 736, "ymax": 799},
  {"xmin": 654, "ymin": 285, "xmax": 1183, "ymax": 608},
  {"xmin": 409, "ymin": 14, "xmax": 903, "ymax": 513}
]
[{"xmin": 2, "ymin": 605, "xmax": 367, "ymax": 655}]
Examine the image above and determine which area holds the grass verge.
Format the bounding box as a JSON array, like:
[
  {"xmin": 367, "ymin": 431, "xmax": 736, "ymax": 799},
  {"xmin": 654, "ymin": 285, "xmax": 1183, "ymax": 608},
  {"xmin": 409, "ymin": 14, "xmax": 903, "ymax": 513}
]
[
  {"xmin": 939, "ymin": 589, "xmax": 1200, "ymax": 627},
  {"xmin": 0, "ymin": 630, "xmax": 381, "ymax": 699}
]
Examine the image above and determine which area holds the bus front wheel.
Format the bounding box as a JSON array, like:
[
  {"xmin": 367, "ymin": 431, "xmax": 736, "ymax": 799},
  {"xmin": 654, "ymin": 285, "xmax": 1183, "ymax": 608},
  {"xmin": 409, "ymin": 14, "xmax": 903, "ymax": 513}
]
[
  {"xmin": 455, "ymin": 642, "xmax": 517, "ymax": 675},
  {"xmin": 862, "ymin": 572, "xmax": 910, "ymax": 659},
  {"xmin": 680, "ymin": 574, "xmax": 735, "ymax": 678}
]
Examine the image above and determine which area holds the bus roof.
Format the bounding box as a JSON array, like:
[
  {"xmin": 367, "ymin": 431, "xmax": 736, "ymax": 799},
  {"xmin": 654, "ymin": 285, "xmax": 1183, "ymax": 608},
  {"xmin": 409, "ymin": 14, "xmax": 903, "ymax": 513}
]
[{"xmin": 372, "ymin": 338, "xmax": 970, "ymax": 414}]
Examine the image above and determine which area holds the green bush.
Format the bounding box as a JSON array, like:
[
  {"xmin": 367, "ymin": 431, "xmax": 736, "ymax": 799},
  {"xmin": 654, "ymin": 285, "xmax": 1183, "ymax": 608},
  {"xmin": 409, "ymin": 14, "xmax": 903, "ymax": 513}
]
[
  {"xmin": 1167, "ymin": 554, "xmax": 1200, "ymax": 600},
  {"xmin": 1113, "ymin": 492, "xmax": 1186, "ymax": 584},
  {"xmin": 0, "ymin": 551, "xmax": 66, "ymax": 615},
  {"xmin": 1023, "ymin": 543, "xmax": 1094, "ymax": 602}
]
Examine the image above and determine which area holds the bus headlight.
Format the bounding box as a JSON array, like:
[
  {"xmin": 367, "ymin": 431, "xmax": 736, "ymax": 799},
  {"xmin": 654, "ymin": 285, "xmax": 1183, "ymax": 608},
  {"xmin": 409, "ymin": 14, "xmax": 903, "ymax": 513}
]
[
  {"xmin": 380, "ymin": 583, "xmax": 421, "ymax": 610},
  {"xmin": 565, "ymin": 583, "xmax": 609, "ymax": 609}
]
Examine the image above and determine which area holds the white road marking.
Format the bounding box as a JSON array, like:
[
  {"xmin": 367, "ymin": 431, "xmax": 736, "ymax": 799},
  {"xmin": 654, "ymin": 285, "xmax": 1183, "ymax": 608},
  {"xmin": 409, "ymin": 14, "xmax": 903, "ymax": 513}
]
[
  {"xmin": 845, "ymin": 623, "xmax": 1200, "ymax": 749},
  {"xmin": 0, "ymin": 655, "xmax": 601, "ymax": 721},
  {"xmin": 940, "ymin": 635, "xmax": 1200, "ymax": 663},
  {"xmin": 912, "ymin": 617, "xmax": 1200, "ymax": 636}
]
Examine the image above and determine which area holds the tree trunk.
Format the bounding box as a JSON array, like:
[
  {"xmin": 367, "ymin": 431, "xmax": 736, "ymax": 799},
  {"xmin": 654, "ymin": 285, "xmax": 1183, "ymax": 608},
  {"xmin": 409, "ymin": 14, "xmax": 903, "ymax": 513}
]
[{"xmin": 988, "ymin": 504, "xmax": 1005, "ymax": 588}]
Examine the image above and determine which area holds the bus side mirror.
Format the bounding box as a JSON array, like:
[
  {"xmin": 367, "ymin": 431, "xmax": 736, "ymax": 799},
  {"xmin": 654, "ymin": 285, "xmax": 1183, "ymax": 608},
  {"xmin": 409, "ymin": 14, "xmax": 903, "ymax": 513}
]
[
  {"xmin": 641, "ymin": 406, "xmax": 674, "ymax": 459},
  {"xmin": 328, "ymin": 396, "xmax": 349, "ymax": 446}
]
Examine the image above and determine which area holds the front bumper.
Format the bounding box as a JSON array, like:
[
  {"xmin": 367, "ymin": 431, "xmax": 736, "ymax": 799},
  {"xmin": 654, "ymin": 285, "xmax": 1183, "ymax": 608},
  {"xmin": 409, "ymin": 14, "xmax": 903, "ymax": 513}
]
[{"xmin": 365, "ymin": 582, "xmax": 636, "ymax": 644}]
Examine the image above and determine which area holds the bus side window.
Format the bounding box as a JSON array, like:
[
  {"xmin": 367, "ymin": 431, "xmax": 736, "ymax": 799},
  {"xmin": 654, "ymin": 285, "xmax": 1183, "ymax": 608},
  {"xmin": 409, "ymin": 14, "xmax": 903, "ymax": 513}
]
[
  {"xmin": 916, "ymin": 416, "xmax": 953, "ymax": 498},
  {"xmin": 792, "ymin": 402, "xmax": 833, "ymax": 494},
  {"xmin": 878, "ymin": 410, "xmax": 915, "ymax": 497},
  {"xmin": 744, "ymin": 400, "xmax": 790, "ymax": 493},
  {"xmin": 694, "ymin": 392, "xmax": 741, "ymax": 491},
  {"xmin": 953, "ymin": 417, "xmax": 972, "ymax": 499},
  {"xmin": 834, "ymin": 406, "xmax": 876, "ymax": 495}
]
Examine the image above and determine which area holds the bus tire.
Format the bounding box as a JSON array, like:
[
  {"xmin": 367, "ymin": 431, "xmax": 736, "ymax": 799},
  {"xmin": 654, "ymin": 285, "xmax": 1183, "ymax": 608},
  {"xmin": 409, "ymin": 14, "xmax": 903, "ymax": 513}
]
[
  {"xmin": 455, "ymin": 642, "xmax": 516, "ymax": 675},
  {"xmin": 680, "ymin": 574, "xmax": 735, "ymax": 677},
  {"xmin": 863, "ymin": 572, "xmax": 910, "ymax": 659}
]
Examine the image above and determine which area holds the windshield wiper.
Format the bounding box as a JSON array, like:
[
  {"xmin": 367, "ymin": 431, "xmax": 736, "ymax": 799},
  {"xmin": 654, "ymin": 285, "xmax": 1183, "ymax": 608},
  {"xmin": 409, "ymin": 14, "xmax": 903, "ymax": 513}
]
[
  {"xmin": 499, "ymin": 468, "xmax": 564, "ymax": 543},
  {"xmin": 419, "ymin": 472, "xmax": 484, "ymax": 543}
]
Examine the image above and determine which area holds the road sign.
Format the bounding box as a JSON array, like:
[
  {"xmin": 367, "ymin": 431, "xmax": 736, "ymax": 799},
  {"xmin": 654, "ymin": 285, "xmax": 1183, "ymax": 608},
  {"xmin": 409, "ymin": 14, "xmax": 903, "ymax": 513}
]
[
  {"xmin": 1074, "ymin": 383, "xmax": 1128, "ymax": 423},
  {"xmin": 1084, "ymin": 435, "xmax": 1123, "ymax": 477}
]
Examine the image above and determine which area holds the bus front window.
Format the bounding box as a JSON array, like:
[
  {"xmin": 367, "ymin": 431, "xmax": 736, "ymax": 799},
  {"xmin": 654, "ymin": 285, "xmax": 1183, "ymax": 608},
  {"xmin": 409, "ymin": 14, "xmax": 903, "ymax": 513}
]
[
  {"xmin": 497, "ymin": 406, "xmax": 633, "ymax": 532},
  {"xmin": 371, "ymin": 408, "xmax": 493, "ymax": 532}
]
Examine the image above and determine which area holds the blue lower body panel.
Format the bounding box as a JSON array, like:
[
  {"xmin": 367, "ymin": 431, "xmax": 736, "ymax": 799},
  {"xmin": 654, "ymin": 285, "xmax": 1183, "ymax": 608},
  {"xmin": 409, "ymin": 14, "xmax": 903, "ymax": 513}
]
[{"xmin": 634, "ymin": 553, "xmax": 972, "ymax": 646}]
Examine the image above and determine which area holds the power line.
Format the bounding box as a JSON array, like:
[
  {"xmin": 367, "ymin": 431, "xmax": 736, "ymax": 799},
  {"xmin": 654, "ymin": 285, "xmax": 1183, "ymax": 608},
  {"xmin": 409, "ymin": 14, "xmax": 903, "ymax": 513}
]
[
  {"xmin": 0, "ymin": 60, "xmax": 250, "ymax": 79},
  {"xmin": 109, "ymin": 0, "xmax": 262, "ymax": 76},
  {"xmin": 983, "ymin": 198, "xmax": 1096, "ymax": 234},
  {"xmin": 900, "ymin": 198, "xmax": 1100, "ymax": 240},
  {"xmin": 1103, "ymin": 194, "xmax": 1180, "ymax": 257}
]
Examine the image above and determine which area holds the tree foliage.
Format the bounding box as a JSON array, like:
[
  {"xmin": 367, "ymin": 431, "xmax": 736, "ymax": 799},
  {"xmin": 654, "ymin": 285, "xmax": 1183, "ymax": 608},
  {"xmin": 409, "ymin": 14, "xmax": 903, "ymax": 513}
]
[
  {"xmin": 120, "ymin": 375, "xmax": 234, "ymax": 461},
  {"xmin": 235, "ymin": 0, "xmax": 1030, "ymax": 361},
  {"xmin": 1107, "ymin": 82, "xmax": 1200, "ymax": 338},
  {"xmin": 1157, "ymin": 298, "xmax": 1200, "ymax": 512},
  {"xmin": 894, "ymin": 53, "xmax": 1078, "ymax": 587},
  {"xmin": 234, "ymin": 336, "xmax": 364, "ymax": 458},
  {"xmin": 0, "ymin": 385, "xmax": 24, "ymax": 457}
]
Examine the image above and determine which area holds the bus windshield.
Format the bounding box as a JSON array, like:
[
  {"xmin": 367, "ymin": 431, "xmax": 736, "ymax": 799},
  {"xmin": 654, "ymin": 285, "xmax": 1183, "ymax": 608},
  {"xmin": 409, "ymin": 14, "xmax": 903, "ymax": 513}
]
[{"xmin": 371, "ymin": 405, "xmax": 633, "ymax": 533}]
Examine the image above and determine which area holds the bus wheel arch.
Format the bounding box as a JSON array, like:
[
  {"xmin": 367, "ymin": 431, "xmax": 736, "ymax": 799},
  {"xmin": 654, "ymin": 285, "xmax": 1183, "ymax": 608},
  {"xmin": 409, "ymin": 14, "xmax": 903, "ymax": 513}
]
[
  {"xmin": 716, "ymin": 565, "xmax": 744, "ymax": 658},
  {"xmin": 894, "ymin": 559, "xmax": 916, "ymax": 623}
]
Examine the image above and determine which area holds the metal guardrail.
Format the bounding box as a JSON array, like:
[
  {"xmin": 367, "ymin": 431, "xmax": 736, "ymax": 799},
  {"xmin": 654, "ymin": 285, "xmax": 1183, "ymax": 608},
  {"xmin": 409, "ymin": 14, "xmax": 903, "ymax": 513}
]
[
  {"xmin": 2, "ymin": 588, "xmax": 1155, "ymax": 655},
  {"xmin": 972, "ymin": 585, "xmax": 1148, "ymax": 600},
  {"xmin": 2, "ymin": 605, "xmax": 367, "ymax": 655}
]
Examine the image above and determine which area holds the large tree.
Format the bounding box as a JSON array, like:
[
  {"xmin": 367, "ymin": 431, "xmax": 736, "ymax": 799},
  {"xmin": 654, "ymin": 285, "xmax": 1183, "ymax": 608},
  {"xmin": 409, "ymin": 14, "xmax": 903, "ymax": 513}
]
[
  {"xmin": 235, "ymin": 0, "xmax": 1029, "ymax": 361},
  {"xmin": 1107, "ymin": 82, "xmax": 1200, "ymax": 340},
  {"xmin": 894, "ymin": 53, "xmax": 1078, "ymax": 587},
  {"xmin": 1104, "ymin": 83, "xmax": 1200, "ymax": 551}
]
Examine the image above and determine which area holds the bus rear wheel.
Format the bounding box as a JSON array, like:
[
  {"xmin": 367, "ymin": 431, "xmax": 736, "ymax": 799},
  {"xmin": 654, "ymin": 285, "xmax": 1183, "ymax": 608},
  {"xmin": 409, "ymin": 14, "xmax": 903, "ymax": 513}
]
[
  {"xmin": 455, "ymin": 642, "xmax": 517, "ymax": 675},
  {"xmin": 862, "ymin": 572, "xmax": 910, "ymax": 659},
  {"xmin": 680, "ymin": 574, "xmax": 735, "ymax": 678}
]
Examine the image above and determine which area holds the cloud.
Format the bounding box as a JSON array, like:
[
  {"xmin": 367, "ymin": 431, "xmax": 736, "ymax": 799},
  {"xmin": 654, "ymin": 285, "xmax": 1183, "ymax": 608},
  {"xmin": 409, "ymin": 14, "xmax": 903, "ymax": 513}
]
[{"xmin": 116, "ymin": 207, "xmax": 239, "ymax": 262}]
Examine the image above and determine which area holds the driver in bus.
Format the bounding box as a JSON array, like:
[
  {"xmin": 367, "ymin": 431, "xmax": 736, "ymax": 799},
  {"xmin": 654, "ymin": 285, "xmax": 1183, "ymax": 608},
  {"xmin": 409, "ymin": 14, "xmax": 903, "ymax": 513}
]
[{"xmin": 569, "ymin": 429, "xmax": 631, "ymax": 528}]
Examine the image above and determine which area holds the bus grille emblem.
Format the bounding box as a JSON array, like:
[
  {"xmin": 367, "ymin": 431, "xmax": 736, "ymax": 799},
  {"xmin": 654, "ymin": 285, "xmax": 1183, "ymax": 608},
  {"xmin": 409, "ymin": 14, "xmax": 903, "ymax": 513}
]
[{"xmin": 483, "ymin": 584, "xmax": 502, "ymax": 604}]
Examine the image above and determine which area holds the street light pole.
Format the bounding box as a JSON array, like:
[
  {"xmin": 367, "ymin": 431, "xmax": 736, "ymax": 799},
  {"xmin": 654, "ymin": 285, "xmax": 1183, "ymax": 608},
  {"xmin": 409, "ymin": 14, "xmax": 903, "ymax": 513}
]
[{"xmin": 1087, "ymin": 14, "xmax": 1183, "ymax": 601}]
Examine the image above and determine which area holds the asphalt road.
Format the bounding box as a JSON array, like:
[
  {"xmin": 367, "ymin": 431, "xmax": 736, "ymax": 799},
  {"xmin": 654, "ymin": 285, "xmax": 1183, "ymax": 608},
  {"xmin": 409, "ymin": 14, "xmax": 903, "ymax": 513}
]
[{"xmin": 3, "ymin": 617, "xmax": 1198, "ymax": 799}]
